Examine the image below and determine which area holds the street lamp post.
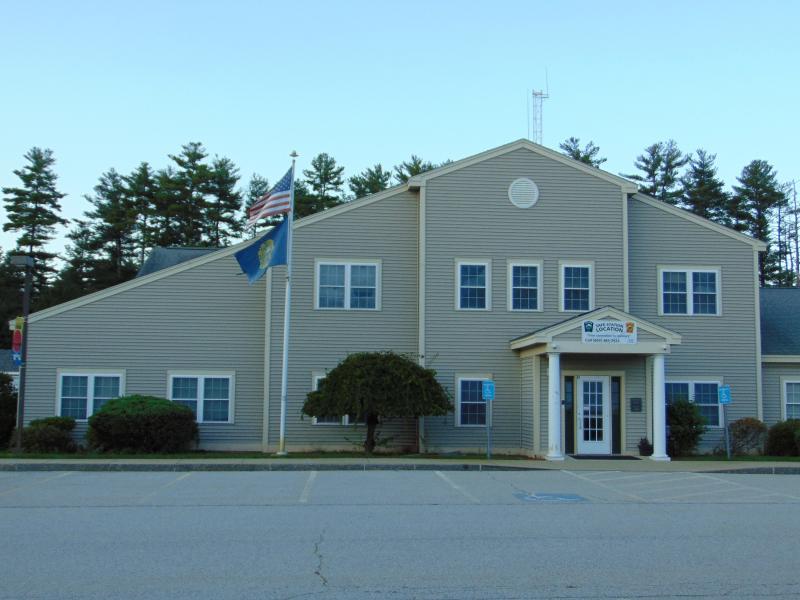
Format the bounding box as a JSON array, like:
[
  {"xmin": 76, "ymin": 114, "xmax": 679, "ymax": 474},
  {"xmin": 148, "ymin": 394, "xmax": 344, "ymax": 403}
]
[{"xmin": 10, "ymin": 255, "xmax": 33, "ymax": 453}]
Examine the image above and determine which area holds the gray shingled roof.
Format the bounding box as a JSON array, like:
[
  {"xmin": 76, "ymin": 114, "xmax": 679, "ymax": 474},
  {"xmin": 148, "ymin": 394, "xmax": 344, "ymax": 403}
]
[
  {"xmin": 137, "ymin": 247, "xmax": 220, "ymax": 278},
  {"xmin": 0, "ymin": 350, "xmax": 18, "ymax": 373},
  {"xmin": 760, "ymin": 288, "xmax": 800, "ymax": 355}
]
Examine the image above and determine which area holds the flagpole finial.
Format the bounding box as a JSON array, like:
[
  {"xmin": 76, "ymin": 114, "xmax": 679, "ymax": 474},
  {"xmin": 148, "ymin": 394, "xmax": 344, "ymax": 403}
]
[{"xmin": 290, "ymin": 150, "xmax": 298, "ymax": 159}]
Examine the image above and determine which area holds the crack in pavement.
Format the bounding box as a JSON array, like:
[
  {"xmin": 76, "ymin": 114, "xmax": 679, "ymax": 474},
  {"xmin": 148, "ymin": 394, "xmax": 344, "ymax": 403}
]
[{"xmin": 313, "ymin": 530, "xmax": 327, "ymax": 586}]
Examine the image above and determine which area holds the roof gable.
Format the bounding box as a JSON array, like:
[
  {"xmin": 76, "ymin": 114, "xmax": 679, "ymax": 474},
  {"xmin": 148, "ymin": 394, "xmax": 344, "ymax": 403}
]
[{"xmin": 407, "ymin": 139, "xmax": 638, "ymax": 193}]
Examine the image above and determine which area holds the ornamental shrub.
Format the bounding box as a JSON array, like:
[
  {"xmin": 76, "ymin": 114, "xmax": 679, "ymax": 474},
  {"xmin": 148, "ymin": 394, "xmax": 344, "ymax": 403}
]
[
  {"xmin": 0, "ymin": 373, "xmax": 16, "ymax": 448},
  {"xmin": 87, "ymin": 395, "xmax": 198, "ymax": 453},
  {"xmin": 765, "ymin": 420, "xmax": 800, "ymax": 456},
  {"xmin": 22, "ymin": 416, "xmax": 77, "ymax": 453},
  {"xmin": 637, "ymin": 437, "xmax": 653, "ymax": 457},
  {"xmin": 667, "ymin": 399, "xmax": 707, "ymax": 457},
  {"xmin": 729, "ymin": 417, "xmax": 768, "ymax": 456}
]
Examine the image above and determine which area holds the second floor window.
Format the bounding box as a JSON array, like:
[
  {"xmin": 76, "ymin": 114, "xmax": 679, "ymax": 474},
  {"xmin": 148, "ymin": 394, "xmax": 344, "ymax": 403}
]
[
  {"xmin": 561, "ymin": 264, "xmax": 591, "ymax": 312},
  {"xmin": 510, "ymin": 263, "xmax": 540, "ymax": 311},
  {"xmin": 661, "ymin": 268, "xmax": 719, "ymax": 315},
  {"xmin": 316, "ymin": 261, "xmax": 379, "ymax": 310},
  {"xmin": 458, "ymin": 261, "xmax": 489, "ymax": 310}
]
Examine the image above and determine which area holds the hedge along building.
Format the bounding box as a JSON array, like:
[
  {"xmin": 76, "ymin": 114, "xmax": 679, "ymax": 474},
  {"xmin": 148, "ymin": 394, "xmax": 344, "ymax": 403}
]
[{"xmin": 20, "ymin": 140, "xmax": 800, "ymax": 458}]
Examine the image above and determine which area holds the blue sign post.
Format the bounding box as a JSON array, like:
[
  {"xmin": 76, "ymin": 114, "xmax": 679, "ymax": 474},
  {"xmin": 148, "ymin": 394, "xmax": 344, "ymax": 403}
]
[
  {"xmin": 718, "ymin": 385, "xmax": 732, "ymax": 459},
  {"xmin": 482, "ymin": 380, "xmax": 495, "ymax": 460}
]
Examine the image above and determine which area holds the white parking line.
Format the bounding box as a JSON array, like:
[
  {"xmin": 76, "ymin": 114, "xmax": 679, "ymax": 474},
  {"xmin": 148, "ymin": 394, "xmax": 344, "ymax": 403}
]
[
  {"xmin": 299, "ymin": 471, "xmax": 318, "ymax": 504},
  {"xmin": 434, "ymin": 471, "xmax": 480, "ymax": 504},
  {"xmin": 562, "ymin": 470, "xmax": 649, "ymax": 502},
  {"xmin": 0, "ymin": 471, "xmax": 72, "ymax": 496},
  {"xmin": 697, "ymin": 473, "xmax": 800, "ymax": 502},
  {"xmin": 137, "ymin": 472, "xmax": 192, "ymax": 504}
]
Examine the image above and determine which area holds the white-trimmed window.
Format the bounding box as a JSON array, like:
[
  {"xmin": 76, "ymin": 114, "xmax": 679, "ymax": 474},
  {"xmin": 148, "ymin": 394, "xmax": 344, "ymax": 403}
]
[
  {"xmin": 58, "ymin": 372, "xmax": 123, "ymax": 420},
  {"xmin": 784, "ymin": 380, "xmax": 800, "ymax": 420},
  {"xmin": 665, "ymin": 380, "xmax": 722, "ymax": 427},
  {"xmin": 508, "ymin": 261, "xmax": 541, "ymax": 311},
  {"xmin": 659, "ymin": 267, "xmax": 720, "ymax": 316},
  {"xmin": 315, "ymin": 260, "xmax": 380, "ymax": 310},
  {"xmin": 560, "ymin": 263, "xmax": 593, "ymax": 312},
  {"xmin": 456, "ymin": 376, "xmax": 490, "ymax": 427},
  {"xmin": 310, "ymin": 372, "xmax": 361, "ymax": 426},
  {"xmin": 168, "ymin": 373, "xmax": 234, "ymax": 423},
  {"xmin": 457, "ymin": 260, "xmax": 491, "ymax": 310}
]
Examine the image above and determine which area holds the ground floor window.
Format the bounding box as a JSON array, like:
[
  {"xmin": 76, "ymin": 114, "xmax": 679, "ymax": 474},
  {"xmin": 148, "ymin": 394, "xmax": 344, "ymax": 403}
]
[
  {"xmin": 456, "ymin": 377, "xmax": 488, "ymax": 427},
  {"xmin": 58, "ymin": 372, "xmax": 123, "ymax": 420},
  {"xmin": 169, "ymin": 373, "xmax": 233, "ymax": 423},
  {"xmin": 310, "ymin": 373, "xmax": 360, "ymax": 425},
  {"xmin": 785, "ymin": 381, "xmax": 800, "ymax": 419},
  {"xmin": 666, "ymin": 380, "xmax": 721, "ymax": 427}
]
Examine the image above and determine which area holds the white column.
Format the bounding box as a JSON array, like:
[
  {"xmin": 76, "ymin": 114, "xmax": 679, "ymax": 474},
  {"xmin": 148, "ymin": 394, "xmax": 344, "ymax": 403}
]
[
  {"xmin": 651, "ymin": 353, "xmax": 670, "ymax": 461},
  {"xmin": 546, "ymin": 352, "xmax": 564, "ymax": 461}
]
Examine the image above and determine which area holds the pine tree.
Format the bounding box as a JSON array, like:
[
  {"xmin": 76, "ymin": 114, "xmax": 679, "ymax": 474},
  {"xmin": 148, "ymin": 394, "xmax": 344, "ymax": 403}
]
[
  {"xmin": 622, "ymin": 143, "xmax": 663, "ymax": 195},
  {"xmin": 167, "ymin": 142, "xmax": 212, "ymax": 246},
  {"xmin": 204, "ymin": 157, "xmax": 242, "ymax": 246},
  {"xmin": 42, "ymin": 220, "xmax": 98, "ymax": 307},
  {"xmin": 299, "ymin": 153, "xmax": 344, "ymax": 217},
  {"xmin": 681, "ymin": 150, "xmax": 729, "ymax": 223},
  {"xmin": 124, "ymin": 162, "xmax": 158, "ymax": 265},
  {"xmin": 559, "ymin": 137, "xmax": 607, "ymax": 167},
  {"xmin": 0, "ymin": 250, "xmax": 24, "ymax": 347},
  {"xmin": 151, "ymin": 166, "xmax": 183, "ymax": 248},
  {"xmin": 732, "ymin": 160, "xmax": 788, "ymax": 285},
  {"xmin": 2, "ymin": 147, "xmax": 68, "ymax": 295},
  {"xmin": 393, "ymin": 155, "xmax": 435, "ymax": 184},
  {"xmin": 622, "ymin": 140, "xmax": 688, "ymax": 204},
  {"xmin": 83, "ymin": 168, "xmax": 138, "ymax": 284},
  {"xmin": 348, "ymin": 164, "xmax": 392, "ymax": 198}
]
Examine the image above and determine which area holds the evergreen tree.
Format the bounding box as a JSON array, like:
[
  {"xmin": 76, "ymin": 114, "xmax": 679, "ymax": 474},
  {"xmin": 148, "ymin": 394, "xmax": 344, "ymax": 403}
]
[
  {"xmin": 0, "ymin": 250, "xmax": 23, "ymax": 348},
  {"xmin": 559, "ymin": 137, "xmax": 607, "ymax": 167},
  {"xmin": 41, "ymin": 220, "xmax": 98, "ymax": 307},
  {"xmin": 1, "ymin": 147, "xmax": 68, "ymax": 295},
  {"xmin": 204, "ymin": 157, "xmax": 242, "ymax": 246},
  {"xmin": 393, "ymin": 155, "xmax": 435, "ymax": 183},
  {"xmin": 299, "ymin": 153, "xmax": 344, "ymax": 217},
  {"xmin": 123, "ymin": 162, "xmax": 158, "ymax": 265},
  {"xmin": 731, "ymin": 160, "xmax": 788, "ymax": 285},
  {"xmin": 681, "ymin": 150, "xmax": 729, "ymax": 223},
  {"xmin": 623, "ymin": 140, "xmax": 688, "ymax": 204},
  {"xmin": 151, "ymin": 166, "xmax": 184, "ymax": 248},
  {"xmin": 167, "ymin": 142, "xmax": 212, "ymax": 246},
  {"xmin": 348, "ymin": 164, "xmax": 392, "ymax": 198},
  {"xmin": 83, "ymin": 169, "xmax": 138, "ymax": 283}
]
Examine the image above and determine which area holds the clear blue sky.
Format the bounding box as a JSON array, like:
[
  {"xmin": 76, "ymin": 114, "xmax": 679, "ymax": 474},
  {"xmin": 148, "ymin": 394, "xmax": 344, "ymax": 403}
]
[{"xmin": 2, "ymin": 0, "xmax": 798, "ymax": 253}]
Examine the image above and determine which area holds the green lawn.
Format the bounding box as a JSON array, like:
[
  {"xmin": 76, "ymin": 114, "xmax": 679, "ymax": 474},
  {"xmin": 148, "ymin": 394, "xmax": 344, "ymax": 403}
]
[
  {"xmin": 0, "ymin": 450, "xmax": 532, "ymax": 461},
  {"xmin": 674, "ymin": 455, "xmax": 800, "ymax": 462}
]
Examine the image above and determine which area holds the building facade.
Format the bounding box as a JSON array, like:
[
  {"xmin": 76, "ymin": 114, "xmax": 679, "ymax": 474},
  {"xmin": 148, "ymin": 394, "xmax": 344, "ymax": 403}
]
[{"xmin": 21, "ymin": 140, "xmax": 800, "ymax": 458}]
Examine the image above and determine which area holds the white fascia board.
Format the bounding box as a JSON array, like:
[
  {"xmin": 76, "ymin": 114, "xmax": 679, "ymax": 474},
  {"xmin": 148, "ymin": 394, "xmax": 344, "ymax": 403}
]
[
  {"xmin": 28, "ymin": 238, "xmax": 260, "ymax": 324},
  {"xmin": 294, "ymin": 185, "xmax": 409, "ymax": 229},
  {"xmin": 632, "ymin": 194, "xmax": 767, "ymax": 251},
  {"xmin": 407, "ymin": 139, "xmax": 638, "ymax": 193}
]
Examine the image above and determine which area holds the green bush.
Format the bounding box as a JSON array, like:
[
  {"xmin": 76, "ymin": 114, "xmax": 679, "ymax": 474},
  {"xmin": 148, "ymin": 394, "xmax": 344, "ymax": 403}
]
[
  {"xmin": 0, "ymin": 373, "xmax": 16, "ymax": 448},
  {"xmin": 22, "ymin": 416, "xmax": 77, "ymax": 453},
  {"xmin": 729, "ymin": 417, "xmax": 767, "ymax": 455},
  {"xmin": 667, "ymin": 399, "xmax": 707, "ymax": 457},
  {"xmin": 637, "ymin": 437, "xmax": 653, "ymax": 456},
  {"xmin": 765, "ymin": 420, "xmax": 800, "ymax": 456},
  {"xmin": 87, "ymin": 395, "xmax": 198, "ymax": 453}
]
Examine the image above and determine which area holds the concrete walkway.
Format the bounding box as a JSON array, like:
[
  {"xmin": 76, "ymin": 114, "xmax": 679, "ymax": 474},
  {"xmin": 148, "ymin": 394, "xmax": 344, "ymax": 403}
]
[{"xmin": 1, "ymin": 455, "xmax": 798, "ymax": 473}]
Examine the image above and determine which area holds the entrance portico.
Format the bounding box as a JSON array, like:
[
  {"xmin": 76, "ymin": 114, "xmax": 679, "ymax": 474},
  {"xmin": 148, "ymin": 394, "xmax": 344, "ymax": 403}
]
[{"xmin": 511, "ymin": 307, "xmax": 681, "ymax": 461}]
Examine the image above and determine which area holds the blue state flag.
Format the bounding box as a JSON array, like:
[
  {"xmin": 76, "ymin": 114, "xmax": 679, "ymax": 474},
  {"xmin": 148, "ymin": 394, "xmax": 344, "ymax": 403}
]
[{"xmin": 234, "ymin": 218, "xmax": 288, "ymax": 284}]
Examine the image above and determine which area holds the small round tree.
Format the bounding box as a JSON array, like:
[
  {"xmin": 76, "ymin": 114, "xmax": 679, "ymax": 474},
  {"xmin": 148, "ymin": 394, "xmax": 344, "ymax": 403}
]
[{"xmin": 302, "ymin": 351, "xmax": 453, "ymax": 454}]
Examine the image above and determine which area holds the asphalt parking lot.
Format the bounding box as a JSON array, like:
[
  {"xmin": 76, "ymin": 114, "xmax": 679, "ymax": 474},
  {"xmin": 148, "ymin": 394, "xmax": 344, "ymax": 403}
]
[{"xmin": 2, "ymin": 470, "xmax": 799, "ymax": 599}]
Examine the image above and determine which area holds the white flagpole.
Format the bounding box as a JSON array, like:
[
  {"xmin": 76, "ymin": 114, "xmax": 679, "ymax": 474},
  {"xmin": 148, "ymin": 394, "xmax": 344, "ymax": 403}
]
[{"xmin": 277, "ymin": 151, "xmax": 298, "ymax": 455}]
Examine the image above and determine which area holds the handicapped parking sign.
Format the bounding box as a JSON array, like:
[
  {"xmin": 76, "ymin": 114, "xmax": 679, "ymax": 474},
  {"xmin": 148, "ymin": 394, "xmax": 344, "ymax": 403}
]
[
  {"xmin": 482, "ymin": 380, "xmax": 495, "ymax": 402},
  {"xmin": 718, "ymin": 385, "xmax": 731, "ymax": 405}
]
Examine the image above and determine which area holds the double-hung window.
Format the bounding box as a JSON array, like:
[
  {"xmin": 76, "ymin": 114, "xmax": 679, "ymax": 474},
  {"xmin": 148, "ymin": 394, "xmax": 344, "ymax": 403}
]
[
  {"xmin": 508, "ymin": 261, "xmax": 541, "ymax": 311},
  {"xmin": 456, "ymin": 376, "xmax": 490, "ymax": 427},
  {"xmin": 660, "ymin": 268, "xmax": 720, "ymax": 315},
  {"xmin": 316, "ymin": 260, "xmax": 380, "ymax": 310},
  {"xmin": 457, "ymin": 260, "xmax": 490, "ymax": 310},
  {"xmin": 311, "ymin": 373, "xmax": 343, "ymax": 425},
  {"xmin": 784, "ymin": 381, "xmax": 800, "ymax": 420},
  {"xmin": 665, "ymin": 380, "xmax": 721, "ymax": 427},
  {"xmin": 58, "ymin": 372, "xmax": 123, "ymax": 420},
  {"xmin": 169, "ymin": 373, "xmax": 234, "ymax": 423},
  {"xmin": 560, "ymin": 263, "xmax": 592, "ymax": 312}
]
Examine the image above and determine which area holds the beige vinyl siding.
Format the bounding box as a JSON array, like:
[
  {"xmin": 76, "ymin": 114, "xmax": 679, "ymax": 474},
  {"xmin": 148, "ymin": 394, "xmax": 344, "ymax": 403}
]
[
  {"xmin": 25, "ymin": 255, "xmax": 266, "ymax": 448},
  {"xmin": 762, "ymin": 362, "xmax": 800, "ymax": 424},
  {"xmin": 423, "ymin": 148, "xmax": 626, "ymax": 451},
  {"xmin": 628, "ymin": 197, "xmax": 759, "ymax": 450},
  {"xmin": 267, "ymin": 190, "xmax": 419, "ymax": 451}
]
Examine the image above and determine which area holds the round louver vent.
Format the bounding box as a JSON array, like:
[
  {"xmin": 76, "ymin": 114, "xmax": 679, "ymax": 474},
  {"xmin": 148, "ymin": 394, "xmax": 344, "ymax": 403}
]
[{"xmin": 508, "ymin": 178, "xmax": 539, "ymax": 208}]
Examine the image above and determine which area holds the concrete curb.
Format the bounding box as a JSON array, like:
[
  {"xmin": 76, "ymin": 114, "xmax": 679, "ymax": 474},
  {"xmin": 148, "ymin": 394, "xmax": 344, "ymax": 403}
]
[{"xmin": 700, "ymin": 466, "xmax": 800, "ymax": 475}]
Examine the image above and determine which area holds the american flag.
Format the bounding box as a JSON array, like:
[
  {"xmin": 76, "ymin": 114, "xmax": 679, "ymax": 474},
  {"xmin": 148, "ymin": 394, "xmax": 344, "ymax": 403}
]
[{"xmin": 247, "ymin": 167, "xmax": 293, "ymax": 227}]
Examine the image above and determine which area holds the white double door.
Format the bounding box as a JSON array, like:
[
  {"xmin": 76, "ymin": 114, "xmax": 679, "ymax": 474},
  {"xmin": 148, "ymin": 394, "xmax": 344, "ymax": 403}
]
[{"xmin": 576, "ymin": 376, "xmax": 611, "ymax": 455}]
